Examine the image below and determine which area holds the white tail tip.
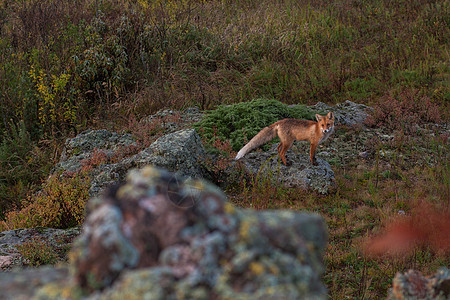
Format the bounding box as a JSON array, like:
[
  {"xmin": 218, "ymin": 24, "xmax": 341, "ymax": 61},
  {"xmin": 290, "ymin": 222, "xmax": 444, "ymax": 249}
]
[{"xmin": 235, "ymin": 149, "xmax": 245, "ymax": 160}]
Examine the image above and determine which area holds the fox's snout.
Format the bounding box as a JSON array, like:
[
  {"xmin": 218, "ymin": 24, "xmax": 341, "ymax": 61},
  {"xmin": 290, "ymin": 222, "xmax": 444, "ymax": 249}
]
[{"xmin": 321, "ymin": 124, "xmax": 334, "ymax": 134}]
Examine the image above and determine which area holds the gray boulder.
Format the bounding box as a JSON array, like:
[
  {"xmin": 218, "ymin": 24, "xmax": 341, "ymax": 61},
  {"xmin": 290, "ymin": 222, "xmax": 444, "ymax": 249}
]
[
  {"xmin": 56, "ymin": 129, "xmax": 137, "ymax": 174},
  {"xmin": 127, "ymin": 128, "xmax": 206, "ymax": 179},
  {"xmin": 310, "ymin": 100, "xmax": 372, "ymax": 126},
  {"xmin": 73, "ymin": 166, "xmax": 328, "ymax": 299},
  {"xmin": 0, "ymin": 166, "xmax": 328, "ymax": 299},
  {"xmin": 56, "ymin": 128, "xmax": 207, "ymax": 197},
  {"xmin": 57, "ymin": 106, "xmax": 203, "ymax": 175},
  {"xmin": 88, "ymin": 128, "xmax": 207, "ymax": 196},
  {"xmin": 237, "ymin": 144, "xmax": 336, "ymax": 194}
]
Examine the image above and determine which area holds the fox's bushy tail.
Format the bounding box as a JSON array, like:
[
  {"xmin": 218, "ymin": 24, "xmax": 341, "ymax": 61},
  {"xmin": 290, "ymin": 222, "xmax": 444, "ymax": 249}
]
[{"xmin": 235, "ymin": 125, "xmax": 277, "ymax": 160}]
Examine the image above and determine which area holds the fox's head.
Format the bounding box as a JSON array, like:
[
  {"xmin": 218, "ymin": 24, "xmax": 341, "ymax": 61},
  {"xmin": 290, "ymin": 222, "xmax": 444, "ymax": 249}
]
[{"xmin": 315, "ymin": 112, "xmax": 335, "ymax": 134}]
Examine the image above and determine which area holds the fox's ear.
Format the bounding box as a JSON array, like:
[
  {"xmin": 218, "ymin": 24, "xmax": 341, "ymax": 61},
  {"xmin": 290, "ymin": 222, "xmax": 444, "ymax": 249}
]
[
  {"xmin": 315, "ymin": 114, "xmax": 322, "ymax": 122},
  {"xmin": 327, "ymin": 111, "xmax": 334, "ymax": 119}
]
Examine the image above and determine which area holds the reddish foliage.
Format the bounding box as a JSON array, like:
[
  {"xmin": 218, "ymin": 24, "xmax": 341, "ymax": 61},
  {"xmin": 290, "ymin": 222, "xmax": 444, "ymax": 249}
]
[
  {"xmin": 111, "ymin": 144, "xmax": 140, "ymax": 163},
  {"xmin": 366, "ymin": 90, "xmax": 441, "ymax": 134},
  {"xmin": 364, "ymin": 203, "xmax": 450, "ymax": 256},
  {"xmin": 16, "ymin": 235, "xmax": 58, "ymax": 266},
  {"xmin": 80, "ymin": 148, "xmax": 108, "ymax": 172}
]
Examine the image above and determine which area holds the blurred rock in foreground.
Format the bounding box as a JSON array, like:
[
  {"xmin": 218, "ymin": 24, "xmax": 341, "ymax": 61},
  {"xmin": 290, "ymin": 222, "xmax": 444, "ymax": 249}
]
[
  {"xmin": 0, "ymin": 166, "xmax": 328, "ymax": 299},
  {"xmin": 388, "ymin": 268, "xmax": 450, "ymax": 300}
]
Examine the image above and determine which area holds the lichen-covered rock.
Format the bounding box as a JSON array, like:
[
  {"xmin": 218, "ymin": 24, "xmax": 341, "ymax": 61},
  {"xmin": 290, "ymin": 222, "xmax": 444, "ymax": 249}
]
[
  {"xmin": 388, "ymin": 268, "xmax": 450, "ymax": 300},
  {"xmin": 142, "ymin": 107, "xmax": 203, "ymax": 133},
  {"xmin": 87, "ymin": 128, "xmax": 207, "ymax": 196},
  {"xmin": 56, "ymin": 129, "xmax": 138, "ymax": 174},
  {"xmin": 63, "ymin": 166, "xmax": 327, "ymax": 299},
  {"xmin": 0, "ymin": 167, "xmax": 327, "ymax": 299},
  {"xmin": 128, "ymin": 128, "xmax": 206, "ymax": 179},
  {"xmin": 56, "ymin": 128, "xmax": 208, "ymax": 198},
  {"xmin": 310, "ymin": 100, "xmax": 372, "ymax": 126},
  {"xmin": 84, "ymin": 129, "xmax": 206, "ymax": 197},
  {"xmin": 237, "ymin": 144, "xmax": 336, "ymax": 194}
]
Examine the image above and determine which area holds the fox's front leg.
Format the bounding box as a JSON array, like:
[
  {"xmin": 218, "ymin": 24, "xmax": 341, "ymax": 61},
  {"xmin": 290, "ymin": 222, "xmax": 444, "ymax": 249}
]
[{"xmin": 310, "ymin": 142, "xmax": 318, "ymax": 166}]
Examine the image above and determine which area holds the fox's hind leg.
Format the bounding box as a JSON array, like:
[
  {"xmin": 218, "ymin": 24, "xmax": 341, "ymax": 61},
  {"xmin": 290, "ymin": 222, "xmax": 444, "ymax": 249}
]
[
  {"xmin": 279, "ymin": 141, "xmax": 294, "ymax": 166},
  {"xmin": 276, "ymin": 143, "xmax": 287, "ymax": 165},
  {"xmin": 277, "ymin": 143, "xmax": 282, "ymax": 153}
]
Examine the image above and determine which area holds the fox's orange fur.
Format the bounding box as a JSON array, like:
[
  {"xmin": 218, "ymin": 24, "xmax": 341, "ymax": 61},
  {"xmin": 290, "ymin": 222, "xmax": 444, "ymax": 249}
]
[{"xmin": 235, "ymin": 112, "xmax": 335, "ymax": 166}]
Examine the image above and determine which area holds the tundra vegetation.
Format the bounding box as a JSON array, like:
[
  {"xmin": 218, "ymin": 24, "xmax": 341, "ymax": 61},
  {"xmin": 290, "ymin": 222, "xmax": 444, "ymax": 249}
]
[{"xmin": 0, "ymin": 0, "xmax": 448, "ymax": 298}]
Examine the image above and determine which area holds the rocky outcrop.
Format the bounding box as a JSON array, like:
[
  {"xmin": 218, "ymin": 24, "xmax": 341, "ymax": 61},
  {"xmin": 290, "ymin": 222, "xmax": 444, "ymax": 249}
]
[
  {"xmin": 57, "ymin": 128, "xmax": 207, "ymax": 197},
  {"xmin": 237, "ymin": 144, "xmax": 336, "ymax": 194},
  {"xmin": 388, "ymin": 268, "xmax": 450, "ymax": 300},
  {"xmin": 310, "ymin": 100, "xmax": 372, "ymax": 126},
  {"xmin": 126, "ymin": 128, "xmax": 206, "ymax": 179},
  {"xmin": 88, "ymin": 128, "xmax": 207, "ymax": 197},
  {"xmin": 57, "ymin": 107, "xmax": 203, "ymax": 175},
  {"xmin": 56, "ymin": 129, "xmax": 138, "ymax": 174},
  {"xmin": 0, "ymin": 166, "xmax": 328, "ymax": 299},
  {"xmin": 72, "ymin": 166, "xmax": 328, "ymax": 299}
]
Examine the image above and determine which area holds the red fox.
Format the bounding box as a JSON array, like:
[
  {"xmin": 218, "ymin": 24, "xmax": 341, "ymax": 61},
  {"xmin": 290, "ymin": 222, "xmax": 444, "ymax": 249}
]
[{"xmin": 235, "ymin": 112, "xmax": 335, "ymax": 166}]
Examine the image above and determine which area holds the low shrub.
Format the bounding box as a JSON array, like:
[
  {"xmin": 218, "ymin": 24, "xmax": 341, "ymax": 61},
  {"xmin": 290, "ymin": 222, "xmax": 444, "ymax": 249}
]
[
  {"xmin": 366, "ymin": 90, "xmax": 441, "ymax": 134},
  {"xmin": 80, "ymin": 148, "xmax": 109, "ymax": 172},
  {"xmin": 0, "ymin": 171, "xmax": 90, "ymax": 231},
  {"xmin": 16, "ymin": 236, "xmax": 58, "ymax": 266}
]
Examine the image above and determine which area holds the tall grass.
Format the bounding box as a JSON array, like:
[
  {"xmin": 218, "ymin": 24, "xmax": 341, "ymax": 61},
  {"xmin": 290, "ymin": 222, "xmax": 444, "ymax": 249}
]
[{"xmin": 1, "ymin": 0, "xmax": 447, "ymax": 138}]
